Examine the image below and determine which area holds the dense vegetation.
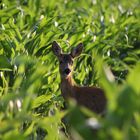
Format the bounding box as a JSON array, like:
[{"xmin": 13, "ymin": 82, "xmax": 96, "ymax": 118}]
[{"xmin": 0, "ymin": 0, "xmax": 140, "ymax": 139}]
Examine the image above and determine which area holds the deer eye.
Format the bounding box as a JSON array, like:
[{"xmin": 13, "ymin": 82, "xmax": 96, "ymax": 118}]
[{"xmin": 60, "ymin": 60, "xmax": 63, "ymax": 64}]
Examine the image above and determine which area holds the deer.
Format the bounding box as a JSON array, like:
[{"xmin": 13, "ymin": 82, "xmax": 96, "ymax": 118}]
[{"xmin": 52, "ymin": 41, "xmax": 107, "ymax": 114}]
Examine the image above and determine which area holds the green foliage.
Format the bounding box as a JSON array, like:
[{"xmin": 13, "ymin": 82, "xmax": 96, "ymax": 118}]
[{"xmin": 0, "ymin": 0, "xmax": 140, "ymax": 139}]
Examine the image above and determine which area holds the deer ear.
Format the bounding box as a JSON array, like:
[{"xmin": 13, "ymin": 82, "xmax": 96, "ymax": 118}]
[
  {"xmin": 52, "ymin": 41, "xmax": 62, "ymax": 57},
  {"xmin": 71, "ymin": 43, "xmax": 83, "ymax": 58}
]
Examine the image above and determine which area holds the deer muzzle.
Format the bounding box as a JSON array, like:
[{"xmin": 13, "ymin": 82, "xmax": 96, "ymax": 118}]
[{"xmin": 64, "ymin": 68, "xmax": 71, "ymax": 75}]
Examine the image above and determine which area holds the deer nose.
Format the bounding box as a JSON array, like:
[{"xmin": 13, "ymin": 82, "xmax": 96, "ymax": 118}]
[{"xmin": 64, "ymin": 68, "xmax": 71, "ymax": 75}]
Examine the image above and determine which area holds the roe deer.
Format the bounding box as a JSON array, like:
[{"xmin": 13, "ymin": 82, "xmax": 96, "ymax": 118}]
[{"xmin": 52, "ymin": 41, "xmax": 106, "ymax": 114}]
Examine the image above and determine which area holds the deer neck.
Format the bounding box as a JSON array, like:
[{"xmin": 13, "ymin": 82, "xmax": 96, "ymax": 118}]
[{"xmin": 60, "ymin": 74, "xmax": 75, "ymax": 99}]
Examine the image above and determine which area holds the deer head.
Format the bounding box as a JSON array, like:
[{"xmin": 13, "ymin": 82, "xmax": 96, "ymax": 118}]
[{"xmin": 52, "ymin": 41, "xmax": 83, "ymax": 79}]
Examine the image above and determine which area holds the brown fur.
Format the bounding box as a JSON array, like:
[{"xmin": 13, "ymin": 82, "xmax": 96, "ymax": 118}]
[{"xmin": 61, "ymin": 76, "xmax": 106, "ymax": 114}]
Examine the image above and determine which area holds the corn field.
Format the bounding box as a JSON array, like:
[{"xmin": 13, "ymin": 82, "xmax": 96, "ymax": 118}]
[{"xmin": 0, "ymin": 0, "xmax": 140, "ymax": 140}]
